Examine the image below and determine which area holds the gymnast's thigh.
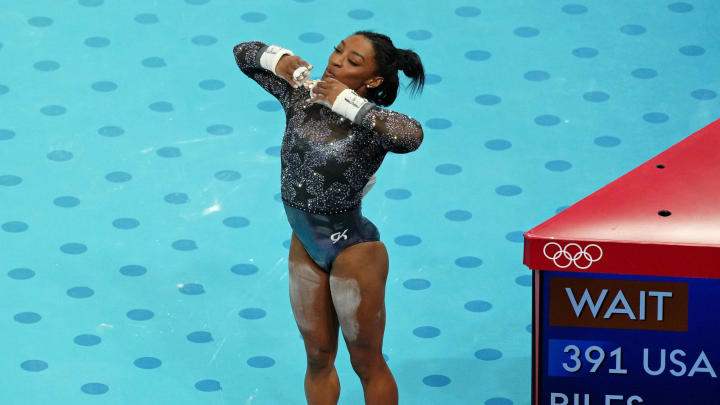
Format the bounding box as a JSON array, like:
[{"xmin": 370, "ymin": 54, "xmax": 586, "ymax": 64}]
[{"xmin": 288, "ymin": 233, "xmax": 340, "ymax": 355}]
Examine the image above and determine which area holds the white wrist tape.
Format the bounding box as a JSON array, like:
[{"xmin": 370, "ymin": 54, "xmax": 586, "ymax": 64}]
[
  {"xmin": 259, "ymin": 45, "xmax": 294, "ymax": 75},
  {"xmin": 331, "ymin": 88, "xmax": 370, "ymax": 122}
]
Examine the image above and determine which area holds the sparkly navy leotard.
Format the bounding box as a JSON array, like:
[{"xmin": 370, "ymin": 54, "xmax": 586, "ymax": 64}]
[{"xmin": 233, "ymin": 40, "xmax": 423, "ymax": 272}]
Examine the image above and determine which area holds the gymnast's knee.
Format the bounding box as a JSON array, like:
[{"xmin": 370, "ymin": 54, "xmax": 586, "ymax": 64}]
[{"xmin": 305, "ymin": 344, "xmax": 337, "ymax": 375}]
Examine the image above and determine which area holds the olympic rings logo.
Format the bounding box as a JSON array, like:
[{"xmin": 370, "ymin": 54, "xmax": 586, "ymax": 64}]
[{"xmin": 543, "ymin": 242, "xmax": 603, "ymax": 270}]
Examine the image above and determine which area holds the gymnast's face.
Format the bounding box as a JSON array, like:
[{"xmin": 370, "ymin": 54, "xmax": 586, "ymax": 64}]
[{"xmin": 322, "ymin": 35, "xmax": 384, "ymax": 97}]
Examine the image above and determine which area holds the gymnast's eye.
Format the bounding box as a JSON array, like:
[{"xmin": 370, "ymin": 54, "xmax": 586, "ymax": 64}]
[{"xmin": 333, "ymin": 47, "xmax": 359, "ymax": 66}]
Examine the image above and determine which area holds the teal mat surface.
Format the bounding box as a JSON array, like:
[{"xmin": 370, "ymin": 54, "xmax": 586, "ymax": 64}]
[{"xmin": 1, "ymin": 1, "xmax": 718, "ymax": 404}]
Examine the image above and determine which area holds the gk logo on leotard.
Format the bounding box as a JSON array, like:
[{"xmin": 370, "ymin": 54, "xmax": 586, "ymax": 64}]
[
  {"xmin": 543, "ymin": 242, "xmax": 603, "ymax": 270},
  {"xmin": 330, "ymin": 229, "xmax": 349, "ymax": 244}
]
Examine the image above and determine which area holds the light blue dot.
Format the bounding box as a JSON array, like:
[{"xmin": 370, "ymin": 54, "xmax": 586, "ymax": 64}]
[
  {"xmin": 668, "ymin": 2, "xmax": 693, "ymax": 12},
  {"xmin": 395, "ymin": 235, "xmax": 421, "ymax": 246},
  {"xmin": 84, "ymin": 37, "xmax": 110, "ymax": 48},
  {"xmin": 81, "ymin": 383, "xmax": 109, "ymax": 395},
  {"xmin": 98, "ymin": 125, "xmax": 124, "ymax": 137},
  {"xmin": 679, "ymin": 45, "xmax": 705, "ymax": 56},
  {"xmin": 112, "ymin": 218, "xmax": 139, "ymax": 229},
  {"xmin": 515, "ymin": 275, "xmax": 532, "ymax": 286},
  {"xmin": 403, "ymin": 279, "xmax": 431, "ymax": 290},
  {"xmin": 223, "ymin": 216, "xmax": 250, "ymax": 228},
  {"xmin": 106, "ymin": 171, "xmax": 132, "ymax": 182},
  {"xmin": 195, "ymin": 380, "xmax": 222, "ymax": 392},
  {"xmin": 28, "ymin": 16, "xmax": 54, "ymax": 27},
  {"xmin": 556, "ymin": 206, "xmax": 569, "ymax": 213},
  {"xmin": 47, "ymin": 150, "xmax": 73, "ymax": 162},
  {"xmin": 40, "ymin": 105, "xmax": 67, "ymax": 116},
  {"xmin": 157, "ymin": 147, "xmax": 181, "ymax": 158},
  {"xmin": 34, "ymin": 60, "xmax": 60, "ymax": 71},
  {"xmin": 455, "ymin": 256, "xmax": 482, "ymax": 268},
  {"xmin": 535, "ymin": 115, "xmax": 561, "ymax": 126},
  {"xmin": 545, "ymin": 160, "xmax": 572, "ymax": 171},
  {"xmin": 199, "ymin": 79, "xmax": 225, "ymax": 90},
  {"xmin": 178, "ymin": 283, "xmax": 205, "ymax": 295},
  {"xmin": 265, "ymin": 146, "xmax": 281, "ymax": 156},
  {"xmin": 61, "ymin": 243, "xmax": 87, "ymax": 254},
  {"xmin": 643, "ymin": 112, "xmax": 669, "ymax": 123},
  {"xmin": 215, "ymin": 170, "xmax": 241, "ymax": 181},
  {"xmin": 241, "ymin": 12, "xmax": 266, "ymax": 22},
  {"xmin": 475, "ymin": 348, "xmax": 503, "ymax": 360},
  {"xmin": 15, "ymin": 312, "xmax": 42, "ymax": 323},
  {"xmin": 407, "ymin": 30, "xmax": 432, "ymax": 40},
  {"xmin": 583, "ymin": 91, "xmax": 609, "ymax": 102},
  {"xmin": 486, "ymin": 398, "xmax": 513, "ymax": 405},
  {"xmin": 3, "ymin": 221, "xmax": 28, "ymax": 233},
  {"xmin": 258, "ymin": 100, "xmax": 282, "ymax": 111},
  {"xmin": 79, "ymin": 0, "xmax": 103, "ymax": 7},
  {"xmin": 232, "ymin": 264, "xmax": 259, "ymax": 276},
  {"xmin": 465, "ymin": 50, "xmax": 491, "ymax": 61},
  {"xmin": 8, "ymin": 268, "xmax": 35, "ymax": 280},
  {"xmin": 435, "ymin": 163, "xmax": 462, "ymax": 175},
  {"xmin": 207, "ymin": 124, "xmax": 233, "ymax": 135},
  {"xmin": 526, "ymin": 324, "xmax": 532, "ymax": 333},
  {"xmin": 173, "ymin": 240, "xmax": 198, "ymax": 251},
  {"xmin": 134, "ymin": 357, "xmax": 161, "ymax": 369},
  {"xmin": 524, "ymin": 70, "xmax": 550, "ymax": 81},
  {"xmin": 425, "ymin": 74, "xmax": 442, "ymax": 85},
  {"xmin": 572, "ymin": 47, "xmax": 598, "ymax": 58},
  {"xmin": 691, "ymin": 89, "xmax": 717, "ymax": 100},
  {"xmin": 248, "ymin": 356, "xmax": 275, "ymax": 368},
  {"xmin": 445, "ymin": 210, "xmax": 472, "ymax": 221},
  {"xmin": 165, "ymin": 193, "xmax": 189, "ymax": 204},
  {"xmin": 127, "ymin": 309, "xmax": 154, "ymax": 321},
  {"xmin": 187, "ymin": 331, "xmax": 214, "ymax": 343},
  {"xmin": 185, "ymin": 0, "xmax": 210, "ymax": 4},
  {"xmin": 0, "ymin": 175, "xmax": 23, "ymax": 186},
  {"xmin": 514, "ymin": 26, "xmax": 539, "ymax": 37},
  {"xmin": 21, "ymin": 360, "xmax": 48, "ymax": 372},
  {"xmin": 594, "ymin": 136, "xmax": 621, "ymax": 147},
  {"xmin": 74, "ymin": 334, "xmax": 101, "ymax": 346},
  {"xmin": 465, "ymin": 300, "xmax": 492, "ymax": 312},
  {"xmin": 455, "ymin": 6, "xmax": 481, "ymax": 17},
  {"xmin": 149, "ymin": 101, "xmax": 173, "ymax": 112},
  {"xmin": 0, "ymin": 85, "xmax": 8, "ymax": 95},
  {"xmin": 141, "ymin": 57, "xmax": 166, "ymax": 68},
  {"xmin": 426, "ymin": 118, "xmax": 451, "ymax": 129},
  {"xmin": 0, "ymin": 129, "xmax": 13, "ymax": 140},
  {"xmin": 620, "ymin": 24, "xmax": 646, "ymax": 35},
  {"xmin": 348, "ymin": 9, "xmax": 373, "ymax": 20},
  {"xmin": 496, "ymin": 185, "xmax": 522, "ymax": 196},
  {"xmin": 192, "ymin": 35, "xmax": 217, "ymax": 46},
  {"xmin": 119, "ymin": 265, "xmax": 146, "ymax": 276},
  {"xmin": 67, "ymin": 287, "xmax": 94, "ymax": 298},
  {"xmin": 239, "ymin": 308, "xmax": 267, "ymax": 319},
  {"xmin": 423, "ymin": 375, "xmax": 451, "ymax": 387},
  {"xmin": 505, "ymin": 231, "xmax": 524, "ymax": 243},
  {"xmin": 475, "ymin": 94, "xmax": 501, "ymax": 105},
  {"xmin": 134, "ymin": 13, "xmax": 158, "ymax": 24},
  {"xmin": 299, "ymin": 32, "xmax": 324, "ymax": 43},
  {"xmin": 413, "ymin": 326, "xmax": 441, "ymax": 338},
  {"xmin": 274, "ymin": 193, "xmax": 282, "ymax": 202},
  {"xmin": 385, "ymin": 189, "xmax": 411, "ymax": 200},
  {"xmin": 91, "ymin": 81, "xmax": 117, "ymax": 92},
  {"xmin": 562, "ymin": 4, "xmax": 587, "ymax": 14},
  {"xmin": 631, "ymin": 68, "xmax": 657, "ymax": 79},
  {"xmin": 485, "ymin": 139, "xmax": 511, "ymax": 151},
  {"xmin": 383, "ymin": 353, "xmax": 389, "ymax": 362}
]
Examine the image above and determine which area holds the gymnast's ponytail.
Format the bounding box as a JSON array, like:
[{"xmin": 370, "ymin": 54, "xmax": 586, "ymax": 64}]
[{"xmin": 353, "ymin": 30, "xmax": 425, "ymax": 107}]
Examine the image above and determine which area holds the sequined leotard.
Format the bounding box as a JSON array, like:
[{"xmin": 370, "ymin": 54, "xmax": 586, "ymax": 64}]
[{"xmin": 233, "ymin": 40, "xmax": 423, "ymax": 272}]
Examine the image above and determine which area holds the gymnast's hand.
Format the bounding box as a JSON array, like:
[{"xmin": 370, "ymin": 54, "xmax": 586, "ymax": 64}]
[
  {"xmin": 305, "ymin": 77, "xmax": 348, "ymax": 106},
  {"xmin": 275, "ymin": 55, "xmax": 313, "ymax": 89}
]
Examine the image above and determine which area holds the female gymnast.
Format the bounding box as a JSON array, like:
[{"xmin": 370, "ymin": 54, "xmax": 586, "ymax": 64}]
[{"xmin": 233, "ymin": 31, "xmax": 425, "ymax": 405}]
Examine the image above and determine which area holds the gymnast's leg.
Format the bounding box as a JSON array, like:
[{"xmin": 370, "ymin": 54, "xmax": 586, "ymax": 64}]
[
  {"xmin": 288, "ymin": 232, "xmax": 341, "ymax": 405},
  {"xmin": 330, "ymin": 240, "xmax": 397, "ymax": 405}
]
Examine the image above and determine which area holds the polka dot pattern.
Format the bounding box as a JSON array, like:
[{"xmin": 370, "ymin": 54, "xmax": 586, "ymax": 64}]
[{"xmin": 2, "ymin": 2, "xmax": 717, "ymax": 404}]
